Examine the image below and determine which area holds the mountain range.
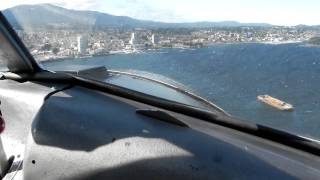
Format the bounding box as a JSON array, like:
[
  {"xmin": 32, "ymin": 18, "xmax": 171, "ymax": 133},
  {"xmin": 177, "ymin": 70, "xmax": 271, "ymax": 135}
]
[{"xmin": 2, "ymin": 4, "xmax": 275, "ymax": 30}]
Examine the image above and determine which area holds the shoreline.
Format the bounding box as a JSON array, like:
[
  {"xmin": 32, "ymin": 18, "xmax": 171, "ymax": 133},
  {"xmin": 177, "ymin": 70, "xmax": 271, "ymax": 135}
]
[{"xmin": 40, "ymin": 41, "xmax": 307, "ymax": 63}]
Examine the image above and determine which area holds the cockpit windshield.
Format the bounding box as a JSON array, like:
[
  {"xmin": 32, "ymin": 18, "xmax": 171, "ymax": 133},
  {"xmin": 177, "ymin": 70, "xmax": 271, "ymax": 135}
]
[{"xmin": 1, "ymin": 0, "xmax": 320, "ymax": 140}]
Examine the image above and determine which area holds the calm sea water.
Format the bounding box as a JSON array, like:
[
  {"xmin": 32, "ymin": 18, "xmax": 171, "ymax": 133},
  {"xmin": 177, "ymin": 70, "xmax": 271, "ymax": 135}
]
[{"xmin": 43, "ymin": 43, "xmax": 320, "ymax": 139}]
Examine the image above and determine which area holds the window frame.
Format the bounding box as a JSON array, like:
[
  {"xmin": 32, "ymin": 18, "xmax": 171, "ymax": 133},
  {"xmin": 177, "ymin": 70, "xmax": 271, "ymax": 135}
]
[{"xmin": 0, "ymin": 12, "xmax": 42, "ymax": 73}]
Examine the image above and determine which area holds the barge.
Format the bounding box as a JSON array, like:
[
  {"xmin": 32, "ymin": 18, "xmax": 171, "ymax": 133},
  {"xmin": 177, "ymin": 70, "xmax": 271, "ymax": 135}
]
[{"xmin": 257, "ymin": 95, "xmax": 293, "ymax": 111}]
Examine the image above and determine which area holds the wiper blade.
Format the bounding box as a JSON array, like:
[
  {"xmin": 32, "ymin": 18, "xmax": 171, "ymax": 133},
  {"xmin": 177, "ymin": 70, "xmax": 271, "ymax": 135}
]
[
  {"xmin": 136, "ymin": 109, "xmax": 189, "ymax": 127},
  {"xmin": 2, "ymin": 70, "xmax": 320, "ymax": 156}
]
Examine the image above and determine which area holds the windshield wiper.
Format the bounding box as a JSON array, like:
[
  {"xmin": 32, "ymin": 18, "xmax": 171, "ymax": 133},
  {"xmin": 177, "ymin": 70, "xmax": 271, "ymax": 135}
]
[
  {"xmin": 2, "ymin": 70, "xmax": 320, "ymax": 156},
  {"xmin": 136, "ymin": 109, "xmax": 189, "ymax": 127}
]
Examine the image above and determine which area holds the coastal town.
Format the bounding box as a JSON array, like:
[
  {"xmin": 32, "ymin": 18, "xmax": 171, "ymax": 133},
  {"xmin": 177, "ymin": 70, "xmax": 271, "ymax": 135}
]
[{"xmin": 16, "ymin": 26, "xmax": 320, "ymax": 61}]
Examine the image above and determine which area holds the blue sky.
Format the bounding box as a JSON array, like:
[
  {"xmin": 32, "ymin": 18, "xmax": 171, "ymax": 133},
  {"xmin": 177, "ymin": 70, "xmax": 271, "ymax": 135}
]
[{"xmin": 1, "ymin": 0, "xmax": 320, "ymax": 25}]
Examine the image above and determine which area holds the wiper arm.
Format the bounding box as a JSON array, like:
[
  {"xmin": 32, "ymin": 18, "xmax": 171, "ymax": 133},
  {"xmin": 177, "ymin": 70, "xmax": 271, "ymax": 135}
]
[
  {"xmin": 136, "ymin": 109, "xmax": 189, "ymax": 127},
  {"xmin": 2, "ymin": 70, "xmax": 320, "ymax": 156}
]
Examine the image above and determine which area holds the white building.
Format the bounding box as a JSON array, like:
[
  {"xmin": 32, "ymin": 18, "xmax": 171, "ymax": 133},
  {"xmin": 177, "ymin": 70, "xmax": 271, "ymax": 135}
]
[
  {"xmin": 77, "ymin": 36, "xmax": 88, "ymax": 54},
  {"xmin": 129, "ymin": 33, "xmax": 136, "ymax": 45},
  {"xmin": 151, "ymin": 34, "xmax": 159, "ymax": 45}
]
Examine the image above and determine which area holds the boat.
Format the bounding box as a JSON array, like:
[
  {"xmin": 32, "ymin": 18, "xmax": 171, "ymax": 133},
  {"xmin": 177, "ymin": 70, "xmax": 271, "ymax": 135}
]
[{"xmin": 257, "ymin": 95, "xmax": 294, "ymax": 111}]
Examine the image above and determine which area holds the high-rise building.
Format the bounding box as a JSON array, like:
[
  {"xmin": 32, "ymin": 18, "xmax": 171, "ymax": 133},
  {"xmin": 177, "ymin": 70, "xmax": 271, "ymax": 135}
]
[
  {"xmin": 129, "ymin": 33, "xmax": 136, "ymax": 45},
  {"xmin": 151, "ymin": 34, "xmax": 159, "ymax": 45},
  {"xmin": 77, "ymin": 36, "xmax": 88, "ymax": 54}
]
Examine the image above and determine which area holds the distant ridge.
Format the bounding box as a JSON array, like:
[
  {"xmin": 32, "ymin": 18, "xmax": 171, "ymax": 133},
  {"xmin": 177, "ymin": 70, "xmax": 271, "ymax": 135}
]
[{"xmin": 3, "ymin": 4, "xmax": 273, "ymax": 30}]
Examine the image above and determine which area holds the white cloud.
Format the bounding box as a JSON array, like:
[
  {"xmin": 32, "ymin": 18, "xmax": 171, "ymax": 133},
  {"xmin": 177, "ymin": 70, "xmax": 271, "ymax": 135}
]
[
  {"xmin": 0, "ymin": 0, "xmax": 101, "ymax": 11},
  {"xmin": 1, "ymin": 0, "xmax": 320, "ymax": 25},
  {"xmin": 53, "ymin": 0, "xmax": 102, "ymax": 11}
]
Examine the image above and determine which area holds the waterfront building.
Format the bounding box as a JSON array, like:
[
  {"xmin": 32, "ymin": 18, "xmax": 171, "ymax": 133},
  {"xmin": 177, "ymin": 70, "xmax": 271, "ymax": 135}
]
[
  {"xmin": 151, "ymin": 34, "xmax": 159, "ymax": 45},
  {"xmin": 77, "ymin": 36, "xmax": 88, "ymax": 54}
]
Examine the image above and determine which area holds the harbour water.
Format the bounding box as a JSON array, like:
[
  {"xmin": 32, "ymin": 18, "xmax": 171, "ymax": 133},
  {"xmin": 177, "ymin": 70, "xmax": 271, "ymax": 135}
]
[{"xmin": 43, "ymin": 43, "xmax": 320, "ymax": 139}]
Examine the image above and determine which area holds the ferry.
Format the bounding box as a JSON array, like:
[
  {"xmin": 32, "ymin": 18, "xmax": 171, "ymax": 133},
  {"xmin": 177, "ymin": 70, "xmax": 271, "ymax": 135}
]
[{"xmin": 257, "ymin": 95, "xmax": 294, "ymax": 111}]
